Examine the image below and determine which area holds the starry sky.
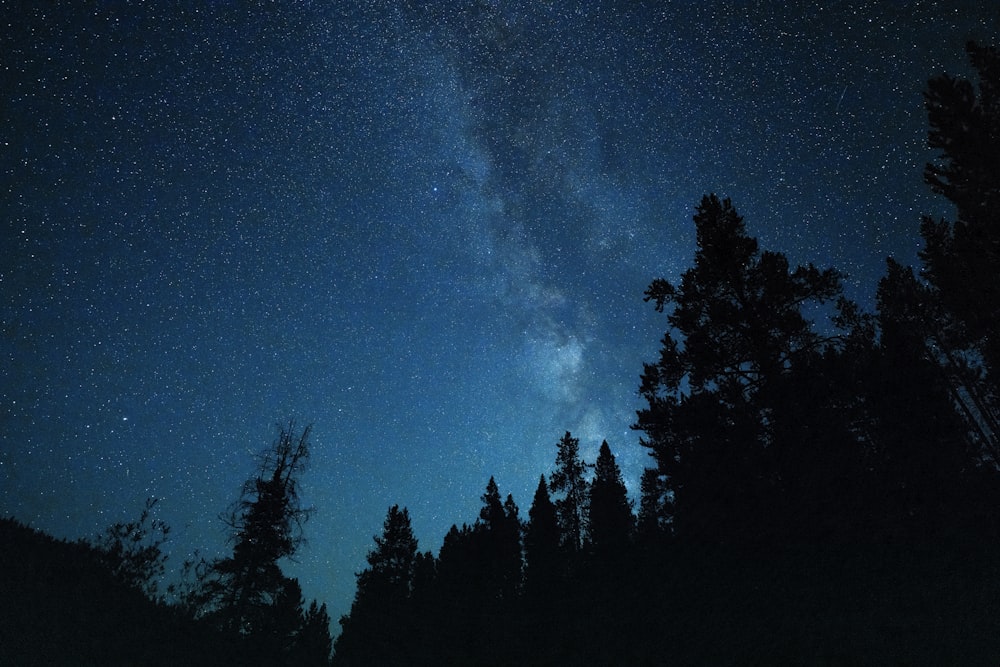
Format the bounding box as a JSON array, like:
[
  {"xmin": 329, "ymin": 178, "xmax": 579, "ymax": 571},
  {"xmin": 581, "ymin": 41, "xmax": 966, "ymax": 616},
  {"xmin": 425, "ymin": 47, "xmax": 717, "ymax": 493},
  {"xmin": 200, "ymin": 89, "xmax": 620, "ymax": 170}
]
[{"xmin": 3, "ymin": 0, "xmax": 997, "ymax": 630}]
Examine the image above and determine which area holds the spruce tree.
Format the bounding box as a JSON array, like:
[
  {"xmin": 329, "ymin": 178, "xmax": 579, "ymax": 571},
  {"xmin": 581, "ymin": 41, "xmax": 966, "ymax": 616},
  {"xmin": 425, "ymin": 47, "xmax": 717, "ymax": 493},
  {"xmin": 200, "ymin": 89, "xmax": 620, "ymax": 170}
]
[
  {"xmin": 524, "ymin": 475, "xmax": 560, "ymax": 594},
  {"xmin": 549, "ymin": 431, "xmax": 590, "ymax": 551},
  {"xmin": 334, "ymin": 505, "xmax": 419, "ymax": 666},
  {"xmin": 476, "ymin": 477, "xmax": 522, "ymax": 601},
  {"xmin": 588, "ymin": 441, "xmax": 633, "ymax": 554}
]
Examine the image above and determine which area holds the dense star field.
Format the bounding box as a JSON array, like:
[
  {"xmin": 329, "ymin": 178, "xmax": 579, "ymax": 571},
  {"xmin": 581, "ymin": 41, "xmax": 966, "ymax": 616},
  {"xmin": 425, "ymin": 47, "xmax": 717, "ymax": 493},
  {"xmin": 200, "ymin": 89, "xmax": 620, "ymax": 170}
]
[{"xmin": 3, "ymin": 1, "xmax": 997, "ymax": 631}]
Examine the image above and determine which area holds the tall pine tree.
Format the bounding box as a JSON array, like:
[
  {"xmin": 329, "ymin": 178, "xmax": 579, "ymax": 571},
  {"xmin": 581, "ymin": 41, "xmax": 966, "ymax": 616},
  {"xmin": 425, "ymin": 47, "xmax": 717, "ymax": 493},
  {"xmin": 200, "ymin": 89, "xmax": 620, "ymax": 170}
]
[
  {"xmin": 524, "ymin": 475, "xmax": 560, "ymax": 594},
  {"xmin": 634, "ymin": 195, "xmax": 843, "ymax": 542},
  {"xmin": 588, "ymin": 441, "xmax": 633, "ymax": 554},
  {"xmin": 334, "ymin": 505, "xmax": 419, "ymax": 666},
  {"xmin": 477, "ymin": 477, "xmax": 522, "ymax": 602},
  {"xmin": 549, "ymin": 432, "xmax": 590, "ymax": 552},
  {"xmin": 919, "ymin": 40, "xmax": 1000, "ymax": 451}
]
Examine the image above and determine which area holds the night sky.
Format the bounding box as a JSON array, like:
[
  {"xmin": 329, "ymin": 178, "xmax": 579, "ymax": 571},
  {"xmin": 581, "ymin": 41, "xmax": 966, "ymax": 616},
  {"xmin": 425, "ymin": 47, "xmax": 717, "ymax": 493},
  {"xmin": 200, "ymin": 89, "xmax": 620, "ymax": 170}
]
[{"xmin": 3, "ymin": 1, "xmax": 997, "ymax": 630}]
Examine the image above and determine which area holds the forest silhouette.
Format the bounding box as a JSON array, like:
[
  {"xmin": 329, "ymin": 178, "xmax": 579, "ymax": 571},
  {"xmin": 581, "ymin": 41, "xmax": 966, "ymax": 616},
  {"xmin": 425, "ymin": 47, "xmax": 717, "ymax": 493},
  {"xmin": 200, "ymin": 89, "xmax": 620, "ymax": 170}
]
[{"xmin": 3, "ymin": 40, "xmax": 1000, "ymax": 665}]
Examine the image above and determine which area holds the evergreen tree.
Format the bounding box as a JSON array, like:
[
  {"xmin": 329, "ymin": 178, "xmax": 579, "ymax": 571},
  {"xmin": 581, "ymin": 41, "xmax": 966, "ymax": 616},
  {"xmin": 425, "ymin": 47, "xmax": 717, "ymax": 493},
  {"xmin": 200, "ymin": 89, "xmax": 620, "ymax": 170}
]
[
  {"xmin": 476, "ymin": 477, "xmax": 523, "ymax": 601},
  {"xmin": 362, "ymin": 505, "xmax": 419, "ymax": 592},
  {"xmin": 334, "ymin": 505, "xmax": 419, "ymax": 666},
  {"xmin": 436, "ymin": 523, "xmax": 476, "ymax": 591},
  {"xmin": 479, "ymin": 476, "xmax": 505, "ymax": 528},
  {"xmin": 549, "ymin": 431, "xmax": 590, "ymax": 551},
  {"xmin": 432, "ymin": 522, "xmax": 487, "ymax": 664},
  {"xmin": 267, "ymin": 578, "xmax": 315, "ymax": 663},
  {"xmin": 636, "ymin": 467, "xmax": 670, "ymax": 545},
  {"xmin": 920, "ymin": 41, "xmax": 1000, "ymax": 383},
  {"xmin": 634, "ymin": 195, "xmax": 843, "ymax": 542},
  {"xmin": 867, "ymin": 259, "xmax": 980, "ymax": 531},
  {"xmin": 588, "ymin": 441, "xmax": 633, "ymax": 554},
  {"xmin": 435, "ymin": 522, "xmax": 478, "ymax": 609},
  {"xmin": 524, "ymin": 475, "xmax": 560, "ymax": 594},
  {"xmin": 192, "ymin": 423, "xmax": 317, "ymax": 650},
  {"xmin": 410, "ymin": 550, "xmax": 437, "ymax": 604},
  {"xmin": 296, "ymin": 599, "xmax": 333, "ymax": 667},
  {"xmin": 501, "ymin": 492, "xmax": 523, "ymax": 597}
]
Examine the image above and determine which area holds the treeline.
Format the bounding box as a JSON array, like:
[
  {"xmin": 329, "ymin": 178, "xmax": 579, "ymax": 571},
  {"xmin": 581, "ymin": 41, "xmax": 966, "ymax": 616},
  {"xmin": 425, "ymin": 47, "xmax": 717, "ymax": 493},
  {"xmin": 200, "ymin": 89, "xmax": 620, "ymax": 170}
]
[{"xmin": 331, "ymin": 41, "xmax": 1000, "ymax": 664}]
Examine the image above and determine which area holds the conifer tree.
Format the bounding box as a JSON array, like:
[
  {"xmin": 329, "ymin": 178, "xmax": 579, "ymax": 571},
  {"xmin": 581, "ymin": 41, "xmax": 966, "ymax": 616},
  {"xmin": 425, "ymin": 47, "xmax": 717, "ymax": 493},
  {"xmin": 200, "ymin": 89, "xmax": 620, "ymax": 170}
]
[
  {"xmin": 549, "ymin": 432, "xmax": 590, "ymax": 551},
  {"xmin": 334, "ymin": 505, "xmax": 419, "ymax": 666},
  {"xmin": 634, "ymin": 195, "xmax": 843, "ymax": 541},
  {"xmin": 869, "ymin": 259, "xmax": 980, "ymax": 529},
  {"xmin": 296, "ymin": 599, "xmax": 333, "ymax": 666},
  {"xmin": 192, "ymin": 423, "xmax": 318, "ymax": 649},
  {"xmin": 588, "ymin": 441, "xmax": 633, "ymax": 553},
  {"xmin": 476, "ymin": 477, "xmax": 522, "ymax": 601},
  {"xmin": 920, "ymin": 41, "xmax": 1000, "ymax": 381},
  {"xmin": 524, "ymin": 475, "xmax": 560, "ymax": 594},
  {"xmin": 480, "ymin": 476, "xmax": 505, "ymax": 528},
  {"xmin": 501, "ymin": 492, "xmax": 523, "ymax": 596},
  {"xmin": 918, "ymin": 40, "xmax": 1000, "ymax": 451},
  {"xmin": 636, "ymin": 468, "xmax": 670, "ymax": 544}
]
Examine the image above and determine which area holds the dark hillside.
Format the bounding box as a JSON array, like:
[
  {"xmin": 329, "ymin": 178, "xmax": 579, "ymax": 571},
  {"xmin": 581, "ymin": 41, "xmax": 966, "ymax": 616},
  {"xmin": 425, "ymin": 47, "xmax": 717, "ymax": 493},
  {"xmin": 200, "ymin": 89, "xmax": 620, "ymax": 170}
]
[{"xmin": 0, "ymin": 517, "xmax": 243, "ymax": 666}]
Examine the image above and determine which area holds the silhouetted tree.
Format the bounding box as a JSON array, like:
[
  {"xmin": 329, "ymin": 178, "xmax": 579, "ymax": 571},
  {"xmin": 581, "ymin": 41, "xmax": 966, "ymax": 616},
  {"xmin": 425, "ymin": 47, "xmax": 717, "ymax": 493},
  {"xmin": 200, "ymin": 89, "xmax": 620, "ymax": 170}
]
[
  {"xmin": 334, "ymin": 505, "xmax": 419, "ymax": 666},
  {"xmin": 480, "ymin": 476, "xmax": 505, "ymax": 526},
  {"xmin": 501, "ymin": 492, "xmax": 523, "ymax": 596},
  {"xmin": 636, "ymin": 468, "xmax": 671, "ymax": 545},
  {"xmin": 864, "ymin": 259, "xmax": 980, "ymax": 533},
  {"xmin": 273, "ymin": 578, "xmax": 305, "ymax": 650},
  {"xmin": 588, "ymin": 441, "xmax": 633, "ymax": 554},
  {"xmin": 634, "ymin": 195, "xmax": 843, "ymax": 542},
  {"xmin": 362, "ymin": 504, "xmax": 419, "ymax": 592},
  {"xmin": 550, "ymin": 431, "xmax": 590, "ymax": 551},
  {"xmin": 191, "ymin": 422, "xmax": 327, "ymax": 661},
  {"xmin": 763, "ymin": 338, "xmax": 873, "ymax": 539},
  {"xmin": 474, "ymin": 477, "xmax": 523, "ymax": 601},
  {"xmin": 921, "ymin": 39, "xmax": 1000, "ymax": 386},
  {"xmin": 408, "ymin": 548, "xmax": 437, "ymax": 634},
  {"xmin": 411, "ymin": 549, "xmax": 437, "ymax": 601},
  {"xmin": 430, "ymin": 522, "xmax": 482, "ymax": 663},
  {"xmin": 918, "ymin": 41, "xmax": 1000, "ymax": 457},
  {"xmin": 920, "ymin": 42, "xmax": 1000, "ymax": 385},
  {"xmin": 94, "ymin": 497, "xmax": 171, "ymax": 602},
  {"xmin": 296, "ymin": 599, "xmax": 333, "ymax": 666},
  {"xmin": 524, "ymin": 475, "xmax": 560, "ymax": 594}
]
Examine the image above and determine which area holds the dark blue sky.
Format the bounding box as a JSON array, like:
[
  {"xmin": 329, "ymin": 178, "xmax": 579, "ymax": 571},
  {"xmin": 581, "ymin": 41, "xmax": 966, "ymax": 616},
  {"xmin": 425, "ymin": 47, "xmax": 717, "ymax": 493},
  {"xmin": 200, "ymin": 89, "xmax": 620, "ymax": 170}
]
[{"xmin": 3, "ymin": 0, "xmax": 997, "ymax": 630}]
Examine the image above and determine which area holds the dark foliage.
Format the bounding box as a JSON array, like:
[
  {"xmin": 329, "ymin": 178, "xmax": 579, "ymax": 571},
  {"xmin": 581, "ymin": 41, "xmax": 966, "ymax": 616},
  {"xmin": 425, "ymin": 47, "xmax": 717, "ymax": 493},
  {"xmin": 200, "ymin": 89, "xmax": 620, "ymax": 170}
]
[
  {"xmin": 92, "ymin": 496, "xmax": 172, "ymax": 602},
  {"xmin": 523, "ymin": 475, "xmax": 560, "ymax": 595},
  {"xmin": 634, "ymin": 194, "xmax": 845, "ymax": 543},
  {"xmin": 921, "ymin": 41, "xmax": 1000, "ymax": 390},
  {"xmin": 587, "ymin": 441, "xmax": 633, "ymax": 554},
  {"xmin": 636, "ymin": 466, "xmax": 671, "ymax": 544},
  {"xmin": 549, "ymin": 431, "xmax": 590, "ymax": 552},
  {"xmin": 333, "ymin": 505, "xmax": 420, "ymax": 666},
  {"xmin": 0, "ymin": 517, "xmax": 248, "ymax": 666},
  {"xmin": 189, "ymin": 422, "xmax": 331, "ymax": 665}
]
